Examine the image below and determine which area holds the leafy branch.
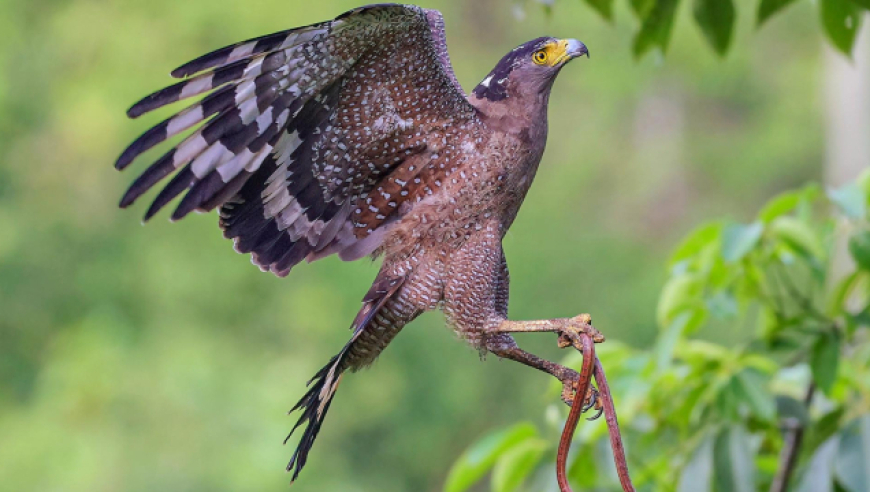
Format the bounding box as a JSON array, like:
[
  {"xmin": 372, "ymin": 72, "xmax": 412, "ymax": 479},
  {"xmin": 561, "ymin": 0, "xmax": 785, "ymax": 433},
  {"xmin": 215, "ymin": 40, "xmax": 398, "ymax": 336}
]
[
  {"xmin": 530, "ymin": 0, "xmax": 868, "ymax": 57},
  {"xmin": 445, "ymin": 170, "xmax": 870, "ymax": 491}
]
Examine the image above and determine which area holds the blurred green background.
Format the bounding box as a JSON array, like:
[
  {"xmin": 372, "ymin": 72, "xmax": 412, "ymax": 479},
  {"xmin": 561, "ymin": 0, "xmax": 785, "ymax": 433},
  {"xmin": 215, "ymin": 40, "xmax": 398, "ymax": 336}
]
[{"xmin": 0, "ymin": 0, "xmax": 857, "ymax": 490}]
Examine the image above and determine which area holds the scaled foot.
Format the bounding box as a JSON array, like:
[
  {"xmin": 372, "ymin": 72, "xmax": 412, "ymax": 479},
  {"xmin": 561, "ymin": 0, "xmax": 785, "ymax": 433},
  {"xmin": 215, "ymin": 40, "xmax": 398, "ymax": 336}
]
[
  {"xmin": 560, "ymin": 376, "xmax": 603, "ymax": 419},
  {"xmin": 557, "ymin": 314, "xmax": 605, "ymax": 419},
  {"xmin": 556, "ymin": 314, "xmax": 605, "ymax": 350}
]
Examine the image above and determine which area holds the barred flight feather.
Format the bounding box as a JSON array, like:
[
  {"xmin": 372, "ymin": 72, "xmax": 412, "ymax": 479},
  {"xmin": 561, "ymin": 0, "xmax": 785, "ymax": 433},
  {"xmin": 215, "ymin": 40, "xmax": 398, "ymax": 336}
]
[{"xmin": 171, "ymin": 24, "xmax": 330, "ymax": 79}]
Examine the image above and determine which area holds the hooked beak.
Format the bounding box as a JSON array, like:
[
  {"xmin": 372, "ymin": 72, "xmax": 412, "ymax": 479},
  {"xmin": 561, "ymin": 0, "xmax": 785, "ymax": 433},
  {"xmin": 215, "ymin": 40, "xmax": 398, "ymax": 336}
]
[
  {"xmin": 565, "ymin": 39, "xmax": 589, "ymax": 60},
  {"xmin": 551, "ymin": 39, "xmax": 589, "ymax": 66}
]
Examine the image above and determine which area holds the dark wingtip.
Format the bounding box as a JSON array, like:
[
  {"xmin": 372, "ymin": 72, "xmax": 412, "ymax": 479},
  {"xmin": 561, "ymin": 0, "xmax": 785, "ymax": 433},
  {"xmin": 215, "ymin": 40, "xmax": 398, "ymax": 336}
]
[
  {"xmin": 116, "ymin": 120, "xmax": 170, "ymax": 170},
  {"xmin": 126, "ymin": 104, "xmax": 144, "ymax": 119},
  {"xmin": 126, "ymin": 83, "xmax": 185, "ymax": 119},
  {"xmin": 117, "ymin": 149, "xmax": 178, "ymax": 209},
  {"xmin": 115, "ymin": 143, "xmax": 142, "ymax": 170},
  {"xmin": 143, "ymin": 167, "xmax": 196, "ymax": 221},
  {"xmin": 142, "ymin": 201, "xmax": 162, "ymax": 222},
  {"xmin": 171, "ymin": 52, "xmax": 224, "ymax": 79},
  {"xmin": 170, "ymin": 199, "xmax": 196, "ymax": 222},
  {"xmin": 169, "ymin": 67, "xmax": 188, "ymax": 79},
  {"xmin": 119, "ymin": 189, "xmax": 137, "ymax": 209},
  {"xmin": 115, "ymin": 153, "xmax": 133, "ymax": 171}
]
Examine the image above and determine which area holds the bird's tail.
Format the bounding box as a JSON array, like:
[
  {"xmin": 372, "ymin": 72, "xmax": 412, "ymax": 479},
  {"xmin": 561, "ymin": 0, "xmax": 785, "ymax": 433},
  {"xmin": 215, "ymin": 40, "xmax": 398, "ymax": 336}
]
[
  {"xmin": 285, "ymin": 352, "xmax": 346, "ymax": 481},
  {"xmin": 285, "ymin": 273, "xmax": 407, "ymax": 481}
]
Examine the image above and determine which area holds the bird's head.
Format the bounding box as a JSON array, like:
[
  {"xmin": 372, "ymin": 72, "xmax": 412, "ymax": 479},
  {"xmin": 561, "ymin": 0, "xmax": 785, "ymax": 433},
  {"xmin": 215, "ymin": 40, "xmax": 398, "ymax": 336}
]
[{"xmin": 471, "ymin": 37, "xmax": 588, "ymax": 103}]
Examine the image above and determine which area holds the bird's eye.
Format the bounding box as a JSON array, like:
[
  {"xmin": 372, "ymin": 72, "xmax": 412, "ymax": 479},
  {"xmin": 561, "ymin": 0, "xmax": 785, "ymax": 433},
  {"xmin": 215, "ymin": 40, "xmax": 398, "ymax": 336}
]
[{"xmin": 532, "ymin": 50, "xmax": 548, "ymax": 65}]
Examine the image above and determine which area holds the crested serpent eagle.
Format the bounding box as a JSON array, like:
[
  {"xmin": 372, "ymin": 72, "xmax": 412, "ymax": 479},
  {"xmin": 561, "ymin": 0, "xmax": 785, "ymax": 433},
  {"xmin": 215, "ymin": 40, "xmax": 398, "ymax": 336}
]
[{"xmin": 117, "ymin": 3, "xmax": 593, "ymax": 480}]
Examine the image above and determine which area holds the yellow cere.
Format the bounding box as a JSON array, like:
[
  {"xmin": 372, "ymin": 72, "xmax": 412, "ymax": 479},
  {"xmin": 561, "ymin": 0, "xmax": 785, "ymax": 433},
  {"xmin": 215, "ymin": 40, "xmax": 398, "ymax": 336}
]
[{"xmin": 533, "ymin": 39, "xmax": 571, "ymax": 67}]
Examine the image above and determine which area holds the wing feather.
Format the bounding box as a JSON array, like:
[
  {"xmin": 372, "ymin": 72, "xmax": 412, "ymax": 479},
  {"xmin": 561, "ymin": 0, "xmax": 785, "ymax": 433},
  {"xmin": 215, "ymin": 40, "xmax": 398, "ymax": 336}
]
[
  {"xmin": 118, "ymin": 4, "xmax": 479, "ymax": 281},
  {"xmin": 171, "ymin": 24, "xmax": 329, "ymax": 79}
]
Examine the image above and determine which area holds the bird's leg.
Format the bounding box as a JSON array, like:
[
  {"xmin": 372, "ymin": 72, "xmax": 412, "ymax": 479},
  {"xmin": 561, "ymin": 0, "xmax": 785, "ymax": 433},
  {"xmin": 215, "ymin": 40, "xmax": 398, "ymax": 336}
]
[
  {"xmin": 486, "ymin": 314, "xmax": 605, "ymax": 412},
  {"xmin": 494, "ymin": 313, "xmax": 604, "ymax": 342}
]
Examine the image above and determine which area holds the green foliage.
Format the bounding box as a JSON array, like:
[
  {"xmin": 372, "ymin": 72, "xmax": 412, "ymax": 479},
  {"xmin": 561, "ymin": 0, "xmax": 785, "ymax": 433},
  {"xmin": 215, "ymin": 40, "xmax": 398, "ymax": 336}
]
[
  {"xmin": 632, "ymin": 0, "xmax": 680, "ymax": 58},
  {"xmin": 712, "ymin": 426, "xmax": 756, "ymax": 492},
  {"xmin": 444, "ymin": 423, "xmax": 539, "ymax": 492},
  {"xmin": 446, "ymin": 175, "xmax": 870, "ymax": 491},
  {"xmin": 550, "ymin": 0, "xmax": 870, "ymax": 57},
  {"xmin": 820, "ymin": 0, "xmax": 863, "ymax": 55},
  {"xmin": 850, "ymin": 232, "xmax": 870, "ymax": 270},
  {"xmin": 811, "ymin": 331, "xmax": 840, "ymax": 394},
  {"xmin": 833, "ymin": 416, "xmax": 870, "ymax": 491},
  {"xmin": 693, "ymin": 0, "xmax": 735, "ymax": 56},
  {"xmin": 583, "ymin": 0, "xmax": 615, "ymax": 20},
  {"xmin": 491, "ymin": 438, "xmax": 548, "ymax": 492}
]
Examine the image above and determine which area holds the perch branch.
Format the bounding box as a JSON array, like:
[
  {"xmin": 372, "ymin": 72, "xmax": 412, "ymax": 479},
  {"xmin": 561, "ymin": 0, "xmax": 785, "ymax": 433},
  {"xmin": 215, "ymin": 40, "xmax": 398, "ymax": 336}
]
[
  {"xmin": 555, "ymin": 329, "xmax": 636, "ymax": 492},
  {"xmin": 556, "ymin": 332, "xmax": 596, "ymax": 492},
  {"xmin": 594, "ymin": 358, "xmax": 634, "ymax": 491}
]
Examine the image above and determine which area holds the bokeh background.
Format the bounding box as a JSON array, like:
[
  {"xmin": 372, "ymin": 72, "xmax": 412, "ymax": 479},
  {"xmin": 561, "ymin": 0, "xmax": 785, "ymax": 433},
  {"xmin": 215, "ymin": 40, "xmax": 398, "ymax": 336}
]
[{"xmin": 0, "ymin": 0, "xmax": 866, "ymax": 490}]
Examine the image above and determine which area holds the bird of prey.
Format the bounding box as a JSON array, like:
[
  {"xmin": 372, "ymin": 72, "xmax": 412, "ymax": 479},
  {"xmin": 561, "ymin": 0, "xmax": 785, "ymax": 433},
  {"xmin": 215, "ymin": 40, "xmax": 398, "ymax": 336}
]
[{"xmin": 117, "ymin": 3, "xmax": 591, "ymax": 480}]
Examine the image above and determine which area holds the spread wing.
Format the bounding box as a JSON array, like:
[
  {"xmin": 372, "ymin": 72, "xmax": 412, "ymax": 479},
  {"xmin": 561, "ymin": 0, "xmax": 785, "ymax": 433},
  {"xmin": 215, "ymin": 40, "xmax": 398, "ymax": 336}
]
[{"xmin": 117, "ymin": 4, "xmax": 480, "ymax": 276}]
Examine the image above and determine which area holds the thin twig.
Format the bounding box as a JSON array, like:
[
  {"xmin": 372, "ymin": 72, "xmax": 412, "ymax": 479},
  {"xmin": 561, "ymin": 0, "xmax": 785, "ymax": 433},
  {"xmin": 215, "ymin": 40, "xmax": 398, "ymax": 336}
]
[
  {"xmin": 556, "ymin": 333, "xmax": 596, "ymax": 492},
  {"xmin": 769, "ymin": 383, "xmax": 816, "ymax": 492},
  {"xmin": 556, "ymin": 332, "xmax": 636, "ymax": 492},
  {"xmin": 595, "ymin": 359, "xmax": 635, "ymax": 492}
]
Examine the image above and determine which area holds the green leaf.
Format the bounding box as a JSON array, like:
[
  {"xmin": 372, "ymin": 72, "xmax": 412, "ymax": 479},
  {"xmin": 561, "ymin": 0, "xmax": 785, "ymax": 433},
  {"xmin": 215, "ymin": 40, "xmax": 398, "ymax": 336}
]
[
  {"xmin": 694, "ymin": 0, "xmax": 735, "ymax": 55},
  {"xmin": 630, "ymin": 0, "xmax": 655, "ymax": 18},
  {"xmin": 657, "ymin": 274, "xmax": 704, "ymax": 327},
  {"xmin": 721, "ymin": 222, "xmax": 764, "ymax": 263},
  {"xmin": 490, "ymin": 438, "xmax": 547, "ymax": 492},
  {"xmin": 671, "ymin": 222, "xmax": 722, "ymax": 265},
  {"xmin": 567, "ymin": 440, "xmax": 600, "ymax": 487},
  {"xmin": 846, "ymin": 308, "xmax": 870, "ymax": 334},
  {"xmin": 829, "ymin": 182, "xmax": 867, "ymax": 220},
  {"xmin": 850, "ymin": 0, "xmax": 870, "ymax": 10},
  {"xmin": 739, "ymin": 353, "xmax": 779, "ymax": 374},
  {"xmin": 678, "ymin": 340, "xmax": 731, "ymax": 366},
  {"xmin": 716, "ymin": 377, "xmax": 742, "ymax": 420},
  {"xmin": 821, "ymin": 0, "xmax": 862, "ymax": 55},
  {"xmin": 444, "ymin": 423, "xmax": 538, "ymax": 492},
  {"xmin": 828, "ymin": 271, "xmax": 865, "ymax": 316},
  {"xmin": 806, "ymin": 407, "xmax": 847, "ymax": 452},
  {"xmin": 713, "ymin": 426, "xmax": 756, "ymax": 492},
  {"xmin": 834, "ymin": 416, "xmax": 870, "ymax": 492},
  {"xmin": 633, "ymin": 0, "xmax": 679, "ymax": 58},
  {"xmin": 769, "ymin": 217, "xmax": 826, "ymax": 261},
  {"xmin": 706, "ymin": 290, "xmax": 738, "ymax": 319},
  {"xmin": 678, "ymin": 435, "xmax": 714, "ymax": 492},
  {"xmin": 849, "ymin": 231, "xmax": 870, "ymax": 270},
  {"xmin": 758, "ymin": 0, "xmax": 801, "ymax": 25},
  {"xmin": 583, "ymin": 0, "xmax": 614, "ymax": 20},
  {"xmin": 758, "ymin": 185, "xmax": 820, "ymax": 223},
  {"xmin": 776, "ymin": 395, "xmax": 810, "ymax": 425},
  {"xmin": 734, "ymin": 368, "xmax": 777, "ymax": 422},
  {"xmin": 797, "ymin": 437, "xmax": 839, "ymax": 492},
  {"xmin": 811, "ymin": 332, "xmax": 840, "ymax": 395},
  {"xmin": 656, "ymin": 309, "xmax": 707, "ymax": 371}
]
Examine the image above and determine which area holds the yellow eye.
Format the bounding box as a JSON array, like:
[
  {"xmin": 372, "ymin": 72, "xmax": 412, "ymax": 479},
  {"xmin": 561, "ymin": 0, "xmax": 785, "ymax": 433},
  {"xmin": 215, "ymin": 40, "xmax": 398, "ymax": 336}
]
[{"xmin": 533, "ymin": 50, "xmax": 548, "ymax": 65}]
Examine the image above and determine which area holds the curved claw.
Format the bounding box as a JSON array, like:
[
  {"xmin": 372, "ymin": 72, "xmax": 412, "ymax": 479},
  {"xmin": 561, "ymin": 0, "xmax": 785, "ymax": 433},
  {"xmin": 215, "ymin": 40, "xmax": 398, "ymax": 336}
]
[
  {"xmin": 586, "ymin": 405, "xmax": 604, "ymax": 421},
  {"xmin": 581, "ymin": 388, "xmax": 598, "ymax": 413},
  {"xmin": 581, "ymin": 385, "xmax": 604, "ymax": 421}
]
